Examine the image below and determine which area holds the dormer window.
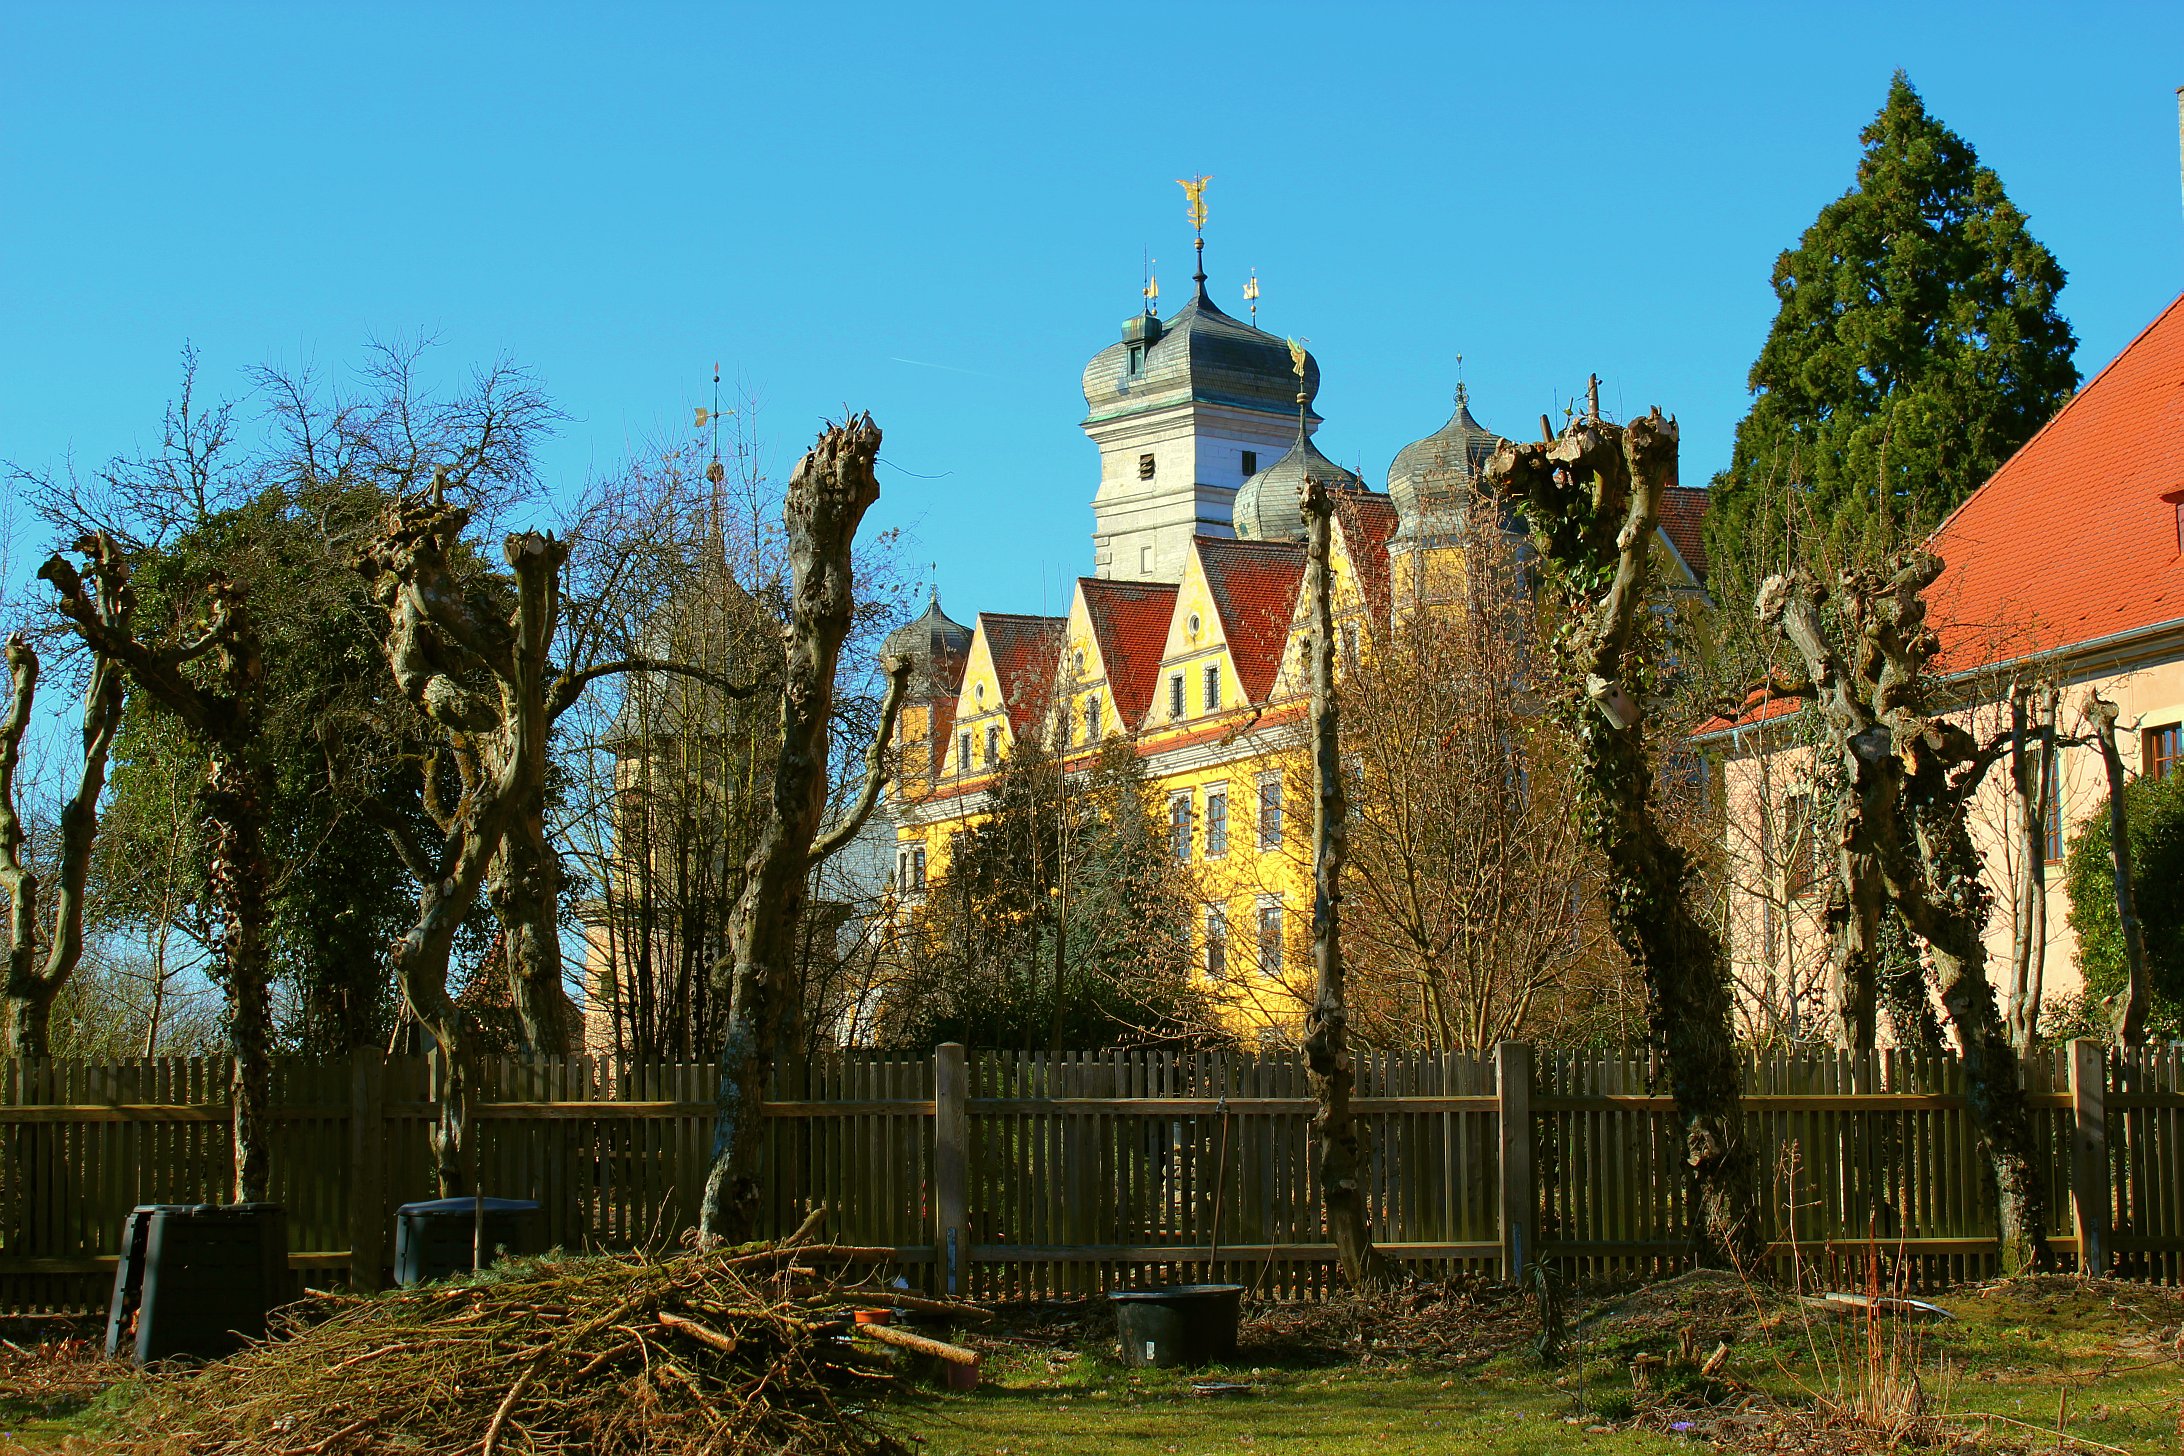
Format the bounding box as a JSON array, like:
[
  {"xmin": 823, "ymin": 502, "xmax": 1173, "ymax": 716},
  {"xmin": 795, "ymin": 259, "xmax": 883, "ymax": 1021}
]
[
  {"xmin": 1241, "ymin": 450, "xmax": 1258, "ymax": 477},
  {"xmin": 1138, "ymin": 453, "xmax": 1156, "ymax": 481},
  {"xmin": 1127, "ymin": 344, "xmax": 1145, "ymax": 376}
]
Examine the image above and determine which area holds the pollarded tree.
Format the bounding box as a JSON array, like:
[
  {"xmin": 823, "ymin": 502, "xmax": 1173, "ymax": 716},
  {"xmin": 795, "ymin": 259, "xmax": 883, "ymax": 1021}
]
[
  {"xmin": 1, "ymin": 625, "xmax": 123, "ymax": 1057},
  {"xmin": 42, "ymin": 535, "xmax": 278, "ymax": 1203},
  {"xmin": 1704, "ymin": 71, "xmax": 2078, "ymax": 603},
  {"xmin": 1758, "ymin": 555, "xmax": 2051, "ymax": 1272},
  {"xmin": 1486, "ymin": 409, "xmax": 1763, "ymax": 1268}
]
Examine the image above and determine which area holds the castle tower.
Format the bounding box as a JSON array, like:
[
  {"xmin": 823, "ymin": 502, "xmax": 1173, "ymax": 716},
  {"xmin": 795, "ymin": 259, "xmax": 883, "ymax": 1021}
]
[{"xmin": 1079, "ymin": 269, "xmax": 1322, "ymax": 581}]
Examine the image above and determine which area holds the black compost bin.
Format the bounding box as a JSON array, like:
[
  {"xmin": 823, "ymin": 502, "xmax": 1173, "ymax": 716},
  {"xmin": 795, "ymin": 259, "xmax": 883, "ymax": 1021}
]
[
  {"xmin": 1111, "ymin": 1283, "xmax": 1244, "ymax": 1368},
  {"xmin": 393, "ymin": 1197, "xmax": 543, "ymax": 1285},
  {"xmin": 105, "ymin": 1203, "xmax": 288, "ymax": 1365}
]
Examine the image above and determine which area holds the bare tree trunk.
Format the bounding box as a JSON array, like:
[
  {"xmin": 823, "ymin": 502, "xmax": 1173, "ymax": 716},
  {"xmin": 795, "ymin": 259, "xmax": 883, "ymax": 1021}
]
[
  {"xmin": 1488, "ymin": 410, "xmax": 1762, "ymax": 1268},
  {"xmin": 361, "ymin": 487, "xmax": 567, "ymax": 1194},
  {"xmin": 2004, "ymin": 686, "xmax": 2055, "ymax": 1051},
  {"xmin": 1760, "ymin": 555, "xmax": 2051, "ymax": 1272},
  {"xmin": 491, "ymin": 824, "xmax": 577, "ymax": 1055},
  {"xmin": 2, "ymin": 631, "xmax": 122, "ymax": 1058},
  {"xmin": 42, "ymin": 538, "xmax": 275, "ymax": 1201},
  {"xmin": 700, "ymin": 416, "xmax": 902, "ymax": 1243},
  {"xmin": 2084, "ymin": 692, "xmax": 2150, "ymax": 1045},
  {"xmin": 1297, "ymin": 474, "xmax": 1388, "ymax": 1289}
]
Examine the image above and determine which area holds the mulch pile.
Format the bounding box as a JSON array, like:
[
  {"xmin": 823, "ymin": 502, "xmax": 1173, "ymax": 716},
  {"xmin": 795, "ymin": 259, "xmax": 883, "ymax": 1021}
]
[
  {"xmin": 1237, "ymin": 1279, "xmax": 1531, "ymax": 1368},
  {"xmin": 115, "ymin": 1239, "xmax": 984, "ymax": 1456}
]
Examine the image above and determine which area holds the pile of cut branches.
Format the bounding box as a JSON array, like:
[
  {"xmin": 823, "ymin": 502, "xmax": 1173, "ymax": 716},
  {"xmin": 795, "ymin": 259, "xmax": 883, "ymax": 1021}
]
[{"xmin": 123, "ymin": 1236, "xmax": 979, "ymax": 1456}]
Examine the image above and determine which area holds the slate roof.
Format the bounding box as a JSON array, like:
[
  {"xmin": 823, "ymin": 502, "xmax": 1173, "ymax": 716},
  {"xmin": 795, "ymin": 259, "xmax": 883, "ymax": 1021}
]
[
  {"xmin": 1196, "ymin": 536, "xmax": 1307, "ymax": 705},
  {"xmin": 1082, "ymin": 283, "xmax": 1320, "ymax": 427},
  {"xmin": 1924, "ymin": 290, "xmax": 2184, "ymax": 672},
  {"xmin": 1078, "ymin": 578, "xmax": 1179, "ymax": 726},
  {"xmin": 882, "ymin": 590, "xmax": 973, "ymax": 699},
  {"xmin": 1233, "ymin": 432, "xmax": 1370, "ymax": 542},
  {"xmin": 977, "ymin": 612, "xmax": 1067, "ymax": 732},
  {"xmin": 1658, "ymin": 486, "xmax": 1711, "ymax": 584},
  {"xmin": 1387, "ymin": 392, "xmax": 1505, "ymax": 527}
]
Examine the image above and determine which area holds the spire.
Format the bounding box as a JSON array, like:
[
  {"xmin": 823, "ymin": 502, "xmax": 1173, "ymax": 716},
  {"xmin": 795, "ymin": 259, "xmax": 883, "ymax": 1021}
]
[{"xmin": 1177, "ymin": 173, "xmax": 1212, "ymax": 303}]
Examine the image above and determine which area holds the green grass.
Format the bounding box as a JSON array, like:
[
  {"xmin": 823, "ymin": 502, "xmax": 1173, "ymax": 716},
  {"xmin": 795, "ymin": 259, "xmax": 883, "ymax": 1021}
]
[{"xmin": 904, "ymin": 1363, "xmax": 1682, "ymax": 1456}]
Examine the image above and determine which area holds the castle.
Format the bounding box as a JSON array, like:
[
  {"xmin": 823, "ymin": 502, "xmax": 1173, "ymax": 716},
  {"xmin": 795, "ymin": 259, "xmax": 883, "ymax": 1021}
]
[{"xmin": 879, "ymin": 230, "xmax": 1708, "ymax": 1037}]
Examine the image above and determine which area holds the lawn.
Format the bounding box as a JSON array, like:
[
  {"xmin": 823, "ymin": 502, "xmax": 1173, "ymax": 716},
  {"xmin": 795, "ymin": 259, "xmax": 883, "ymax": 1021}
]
[{"xmin": 6, "ymin": 1274, "xmax": 2182, "ymax": 1454}]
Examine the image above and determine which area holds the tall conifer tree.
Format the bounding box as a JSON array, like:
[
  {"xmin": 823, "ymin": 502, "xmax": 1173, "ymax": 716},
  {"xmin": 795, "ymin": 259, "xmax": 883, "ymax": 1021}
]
[{"xmin": 1704, "ymin": 72, "xmax": 2077, "ymax": 600}]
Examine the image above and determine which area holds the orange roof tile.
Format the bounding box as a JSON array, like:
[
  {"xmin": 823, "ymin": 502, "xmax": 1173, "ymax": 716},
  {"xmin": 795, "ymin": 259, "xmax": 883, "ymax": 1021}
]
[
  {"xmin": 1926, "ymin": 291, "xmax": 2184, "ymax": 672},
  {"xmin": 1196, "ymin": 536, "xmax": 1307, "ymax": 705},
  {"xmin": 1335, "ymin": 491, "xmax": 1400, "ymax": 622},
  {"xmin": 1078, "ymin": 578, "xmax": 1179, "ymax": 726},
  {"xmin": 1659, "ymin": 485, "xmax": 1710, "ymax": 583},
  {"xmin": 978, "ymin": 612, "xmax": 1066, "ymax": 732}
]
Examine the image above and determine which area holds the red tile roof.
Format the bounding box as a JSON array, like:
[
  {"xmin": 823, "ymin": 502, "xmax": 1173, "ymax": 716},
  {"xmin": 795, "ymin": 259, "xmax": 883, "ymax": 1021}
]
[
  {"xmin": 1658, "ymin": 485, "xmax": 1710, "ymax": 583},
  {"xmin": 1696, "ymin": 291, "xmax": 2184, "ymax": 740},
  {"xmin": 1196, "ymin": 536, "xmax": 1306, "ymax": 705},
  {"xmin": 1335, "ymin": 491, "xmax": 1400, "ymax": 621},
  {"xmin": 1926, "ymin": 291, "xmax": 2184, "ymax": 672},
  {"xmin": 977, "ymin": 612, "xmax": 1066, "ymax": 731},
  {"xmin": 1078, "ymin": 578, "xmax": 1178, "ymax": 726}
]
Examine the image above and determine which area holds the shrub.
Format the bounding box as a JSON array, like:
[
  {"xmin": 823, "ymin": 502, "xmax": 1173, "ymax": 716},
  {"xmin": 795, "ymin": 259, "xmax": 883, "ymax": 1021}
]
[{"xmin": 2063, "ymin": 768, "xmax": 2184, "ymax": 1040}]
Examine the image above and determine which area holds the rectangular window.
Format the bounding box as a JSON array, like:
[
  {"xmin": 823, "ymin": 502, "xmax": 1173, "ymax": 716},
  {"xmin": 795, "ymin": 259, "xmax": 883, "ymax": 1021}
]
[
  {"xmin": 1203, "ymin": 664, "xmax": 1221, "ymax": 711},
  {"xmin": 2147, "ymin": 724, "xmax": 2182, "ymax": 782},
  {"xmin": 1138, "ymin": 452, "xmax": 1156, "ymax": 480},
  {"xmin": 1170, "ymin": 793, "xmax": 1193, "ymax": 863},
  {"xmin": 896, "ymin": 849, "xmax": 909, "ymax": 893},
  {"xmin": 1258, "ymin": 775, "xmax": 1283, "ymax": 849},
  {"xmin": 2042, "ymin": 761, "xmax": 2064, "ymax": 864},
  {"xmin": 1169, "ymin": 673, "xmax": 1185, "ymax": 719},
  {"xmin": 912, "ymin": 847, "xmax": 927, "ymax": 889},
  {"xmin": 1340, "ymin": 622, "xmax": 1359, "ymax": 669},
  {"xmin": 1204, "ymin": 908, "xmax": 1227, "ymax": 980},
  {"xmin": 1783, "ymin": 792, "xmax": 1820, "ymax": 898},
  {"xmin": 1256, "ymin": 900, "xmax": 1283, "ymax": 977},
  {"xmin": 1240, "ymin": 449, "xmax": 1258, "ymax": 477},
  {"xmin": 957, "ymin": 731, "xmax": 971, "ymax": 774},
  {"xmin": 1140, "ymin": 545, "xmax": 1153, "ymax": 575},
  {"xmin": 984, "ymin": 724, "xmax": 1001, "ymax": 767},
  {"xmin": 1127, "ymin": 344, "xmax": 1144, "ymax": 376},
  {"xmin": 1085, "ymin": 695, "xmax": 1101, "ymax": 740},
  {"xmin": 1205, "ymin": 788, "xmax": 1228, "ymax": 857}
]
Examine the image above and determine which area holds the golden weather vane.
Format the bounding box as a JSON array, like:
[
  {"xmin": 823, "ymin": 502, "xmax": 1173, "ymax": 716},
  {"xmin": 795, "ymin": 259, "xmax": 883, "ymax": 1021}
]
[
  {"xmin": 1243, "ymin": 268, "xmax": 1260, "ymax": 326},
  {"xmin": 1286, "ymin": 336, "xmax": 1308, "ymax": 380},
  {"xmin": 1176, "ymin": 173, "xmax": 1212, "ymax": 290}
]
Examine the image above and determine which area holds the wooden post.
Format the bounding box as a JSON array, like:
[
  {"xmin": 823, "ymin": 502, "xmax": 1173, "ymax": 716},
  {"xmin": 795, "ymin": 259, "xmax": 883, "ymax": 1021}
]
[
  {"xmin": 933, "ymin": 1042, "xmax": 969, "ymax": 1297},
  {"xmin": 1497, "ymin": 1041, "xmax": 1534, "ymax": 1280},
  {"xmin": 348, "ymin": 1048, "xmax": 386, "ymax": 1292},
  {"xmin": 2068, "ymin": 1038, "xmax": 2109, "ymax": 1276}
]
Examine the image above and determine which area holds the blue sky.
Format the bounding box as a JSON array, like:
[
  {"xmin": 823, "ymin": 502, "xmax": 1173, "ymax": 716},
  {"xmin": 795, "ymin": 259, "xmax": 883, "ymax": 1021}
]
[{"xmin": 5, "ymin": 2, "xmax": 2181, "ymax": 622}]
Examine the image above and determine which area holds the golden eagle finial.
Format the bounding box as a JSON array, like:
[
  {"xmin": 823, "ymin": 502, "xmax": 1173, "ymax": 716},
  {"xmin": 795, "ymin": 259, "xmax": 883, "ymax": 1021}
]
[{"xmin": 1286, "ymin": 336, "xmax": 1308, "ymax": 379}]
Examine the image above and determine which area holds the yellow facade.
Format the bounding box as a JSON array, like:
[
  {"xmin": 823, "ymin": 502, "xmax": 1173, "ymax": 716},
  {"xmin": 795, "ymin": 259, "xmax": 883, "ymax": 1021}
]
[{"xmin": 889, "ymin": 523, "xmax": 1404, "ymax": 1040}]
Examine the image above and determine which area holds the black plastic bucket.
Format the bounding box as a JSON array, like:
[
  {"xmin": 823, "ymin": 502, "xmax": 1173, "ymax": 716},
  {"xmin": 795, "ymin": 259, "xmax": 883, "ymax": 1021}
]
[{"xmin": 1111, "ymin": 1283, "xmax": 1244, "ymax": 1368}]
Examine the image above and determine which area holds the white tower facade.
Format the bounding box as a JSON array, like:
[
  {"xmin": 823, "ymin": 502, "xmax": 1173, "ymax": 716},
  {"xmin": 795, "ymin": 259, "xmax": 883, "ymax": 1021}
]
[{"xmin": 1080, "ymin": 278, "xmax": 1322, "ymax": 582}]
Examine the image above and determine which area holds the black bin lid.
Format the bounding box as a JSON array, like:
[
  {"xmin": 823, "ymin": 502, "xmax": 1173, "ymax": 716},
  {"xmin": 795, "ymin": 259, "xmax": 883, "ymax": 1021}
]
[{"xmin": 397, "ymin": 1197, "xmax": 541, "ymax": 1216}]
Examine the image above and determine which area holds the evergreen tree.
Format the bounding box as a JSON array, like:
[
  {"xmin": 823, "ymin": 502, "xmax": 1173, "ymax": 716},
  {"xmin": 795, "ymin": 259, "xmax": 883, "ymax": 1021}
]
[{"xmin": 1704, "ymin": 71, "xmax": 2078, "ymax": 600}]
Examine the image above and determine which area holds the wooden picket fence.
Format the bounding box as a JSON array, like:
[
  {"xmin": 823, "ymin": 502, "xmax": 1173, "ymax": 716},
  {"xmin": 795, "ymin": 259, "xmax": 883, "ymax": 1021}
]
[{"xmin": 3, "ymin": 1042, "xmax": 2181, "ymax": 1313}]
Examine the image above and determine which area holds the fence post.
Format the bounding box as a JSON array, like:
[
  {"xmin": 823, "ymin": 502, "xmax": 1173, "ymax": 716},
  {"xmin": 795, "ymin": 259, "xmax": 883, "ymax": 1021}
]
[
  {"xmin": 934, "ymin": 1043, "xmax": 969, "ymax": 1297},
  {"xmin": 2068, "ymin": 1038, "xmax": 2109, "ymax": 1276},
  {"xmin": 348, "ymin": 1048, "xmax": 387, "ymax": 1292},
  {"xmin": 1496, "ymin": 1041, "xmax": 1534, "ymax": 1280}
]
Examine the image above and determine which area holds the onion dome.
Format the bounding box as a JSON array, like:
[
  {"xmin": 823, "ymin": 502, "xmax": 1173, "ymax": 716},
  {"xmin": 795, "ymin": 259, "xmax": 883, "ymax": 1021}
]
[
  {"xmin": 1386, "ymin": 384, "xmax": 1506, "ymax": 536},
  {"xmin": 1232, "ymin": 430, "xmax": 1366, "ymax": 542},
  {"xmin": 1081, "ymin": 281, "xmax": 1319, "ymax": 429},
  {"xmin": 882, "ymin": 588, "xmax": 973, "ymax": 699}
]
